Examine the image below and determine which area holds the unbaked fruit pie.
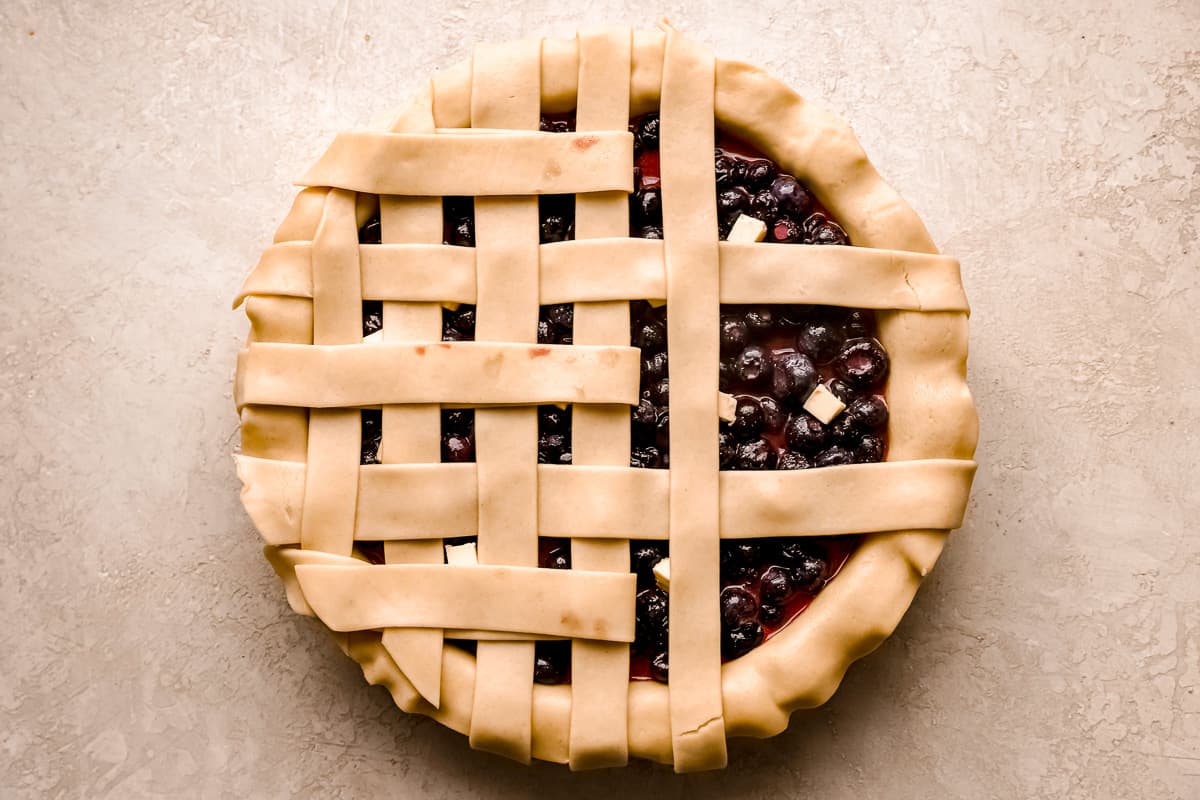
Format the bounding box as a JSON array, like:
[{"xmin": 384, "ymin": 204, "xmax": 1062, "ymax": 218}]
[{"xmin": 233, "ymin": 22, "xmax": 978, "ymax": 771}]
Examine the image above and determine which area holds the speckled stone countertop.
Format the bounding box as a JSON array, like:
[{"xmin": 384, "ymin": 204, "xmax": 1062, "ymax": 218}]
[{"xmin": 2, "ymin": 2, "xmax": 1197, "ymax": 797}]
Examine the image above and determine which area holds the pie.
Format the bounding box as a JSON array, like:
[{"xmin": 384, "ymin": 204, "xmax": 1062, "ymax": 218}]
[{"xmin": 233, "ymin": 22, "xmax": 978, "ymax": 772}]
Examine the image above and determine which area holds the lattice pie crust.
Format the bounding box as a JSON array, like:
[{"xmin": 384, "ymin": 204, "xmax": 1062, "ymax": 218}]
[{"xmin": 233, "ymin": 23, "xmax": 978, "ymax": 772}]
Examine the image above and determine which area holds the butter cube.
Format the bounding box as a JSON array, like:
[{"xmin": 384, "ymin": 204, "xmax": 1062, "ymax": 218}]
[
  {"xmin": 718, "ymin": 391, "xmax": 737, "ymax": 422},
  {"xmin": 445, "ymin": 541, "xmax": 478, "ymax": 566},
  {"xmin": 652, "ymin": 557, "xmax": 671, "ymax": 591},
  {"xmin": 803, "ymin": 384, "xmax": 846, "ymax": 424},
  {"xmin": 727, "ymin": 214, "xmax": 767, "ymax": 243}
]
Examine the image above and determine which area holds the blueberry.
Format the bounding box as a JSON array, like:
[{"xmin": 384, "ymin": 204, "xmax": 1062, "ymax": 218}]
[
  {"xmin": 450, "ymin": 217, "xmax": 474, "ymax": 247},
  {"xmin": 631, "ymin": 543, "xmax": 667, "ymax": 588},
  {"xmin": 813, "ymin": 446, "xmax": 854, "ymax": 467},
  {"xmin": 714, "ymin": 154, "xmax": 739, "ymax": 188},
  {"xmin": 749, "ymin": 189, "xmax": 779, "ymax": 221},
  {"xmin": 720, "ymin": 585, "xmax": 758, "ymax": 627},
  {"xmin": 744, "ymin": 159, "xmax": 777, "ymax": 190},
  {"xmin": 540, "ymin": 213, "xmax": 570, "ymax": 243},
  {"xmin": 655, "ymin": 411, "xmax": 670, "ymax": 452},
  {"xmin": 649, "ymin": 377, "xmax": 669, "ymax": 407},
  {"xmin": 361, "ymin": 409, "xmax": 382, "ymax": 465},
  {"xmin": 791, "ymin": 553, "xmax": 829, "ymax": 592},
  {"xmin": 636, "ymin": 587, "xmax": 669, "ymax": 646},
  {"xmin": 537, "ymin": 318, "xmax": 556, "ymax": 344},
  {"xmin": 719, "ymin": 360, "xmax": 734, "ymax": 392},
  {"xmin": 442, "ymin": 323, "xmax": 466, "ymax": 341},
  {"xmin": 650, "ymin": 650, "xmax": 669, "ymax": 683},
  {"xmin": 538, "ymin": 405, "xmax": 569, "ymax": 435},
  {"xmin": 784, "ymin": 413, "xmax": 827, "ymax": 453},
  {"xmin": 731, "ymin": 396, "xmax": 764, "ymax": 441},
  {"xmin": 635, "ymin": 187, "xmax": 663, "ymax": 226},
  {"xmin": 634, "ymin": 319, "xmax": 667, "ymax": 352},
  {"xmin": 759, "ymin": 396, "xmax": 786, "ymax": 432},
  {"xmin": 717, "ymin": 186, "xmax": 751, "ymax": 221},
  {"xmin": 359, "ymin": 215, "xmax": 382, "ymax": 244},
  {"xmin": 722, "ymin": 620, "xmax": 763, "ymax": 659},
  {"xmin": 827, "ymin": 378, "xmax": 861, "ymax": 404},
  {"xmin": 534, "ymin": 643, "xmax": 567, "ymax": 684},
  {"xmin": 545, "ymin": 303, "xmax": 573, "ymax": 334},
  {"xmin": 835, "ymin": 338, "xmax": 889, "ymax": 390},
  {"xmin": 631, "ymin": 445, "xmax": 663, "ymax": 469},
  {"xmin": 847, "ymin": 395, "xmax": 889, "ymax": 429},
  {"xmin": 442, "ymin": 432, "xmax": 475, "ymax": 462},
  {"xmin": 769, "ymin": 175, "xmax": 814, "ymax": 219},
  {"xmin": 362, "ymin": 301, "xmax": 383, "ymax": 338},
  {"xmin": 770, "ymin": 350, "xmax": 817, "ymax": 404},
  {"xmin": 743, "ymin": 306, "xmax": 775, "ymax": 331},
  {"xmin": 718, "ymin": 429, "xmax": 738, "ymax": 469},
  {"xmin": 641, "ymin": 351, "xmax": 669, "ymax": 383},
  {"xmin": 443, "ymin": 408, "xmax": 475, "ymax": 435},
  {"xmin": 538, "ymin": 432, "xmax": 566, "ymax": 464},
  {"xmin": 844, "ymin": 309, "xmax": 874, "ymax": 338},
  {"xmin": 797, "ymin": 317, "xmax": 845, "ymax": 364},
  {"xmin": 450, "ymin": 306, "xmax": 476, "ymax": 336},
  {"xmin": 758, "ymin": 565, "xmax": 796, "ymax": 606},
  {"xmin": 777, "ymin": 450, "xmax": 812, "ymax": 470},
  {"xmin": 637, "ymin": 114, "xmax": 660, "ymax": 151},
  {"xmin": 637, "ymin": 225, "xmax": 664, "ymax": 239},
  {"xmin": 769, "ymin": 217, "xmax": 803, "ymax": 244},
  {"xmin": 723, "ymin": 541, "xmax": 762, "ymax": 574},
  {"xmin": 856, "ymin": 433, "xmax": 885, "ymax": 463},
  {"xmin": 543, "ymin": 546, "xmax": 570, "ymax": 569},
  {"xmin": 777, "ymin": 541, "xmax": 819, "ymax": 565},
  {"xmin": 778, "ymin": 304, "xmax": 813, "ymax": 327},
  {"xmin": 803, "ymin": 213, "xmax": 848, "ymax": 245},
  {"xmin": 632, "ymin": 398, "xmax": 658, "ymax": 433},
  {"xmin": 720, "ymin": 315, "xmax": 749, "ymax": 357},
  {"xmin": 735, "ymin": 438, "xmax": 775, "ymax": 470},
  {"xmin": 759, "ymin": 604, "xmax": 784, "ymax": 626},
  {"xmin": 733, "ymin": 345, "xmax": 771, "ymax": 386}
]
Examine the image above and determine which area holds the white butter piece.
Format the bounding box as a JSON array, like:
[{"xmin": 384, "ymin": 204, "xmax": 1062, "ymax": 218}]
[
  {"xmin": 652, "ymin": 557, "xmax": 671, "ymax": 591},
  {"xmin": 803, "ymin": 383, "xmax": 846, "ymax": 424},
  {"xmin": 445, "ymin": 541, "xmax": 478, "ymax": 566},
  {"xmin": 718, "ymin": 391, "xmax": 737, "ymax": 422},
  {"xmin": 727, "ymin": 214, "xmax": 767, "ymax": 243},
  {"xmin": 363, "ymin": 329, "xmax": 384, "ymax": 344}
]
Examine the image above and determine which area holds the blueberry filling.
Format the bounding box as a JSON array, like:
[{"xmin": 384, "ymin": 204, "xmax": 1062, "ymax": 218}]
[{"xmin": 354, "ymin": 112, "xmax": 881, "ymax": 682}]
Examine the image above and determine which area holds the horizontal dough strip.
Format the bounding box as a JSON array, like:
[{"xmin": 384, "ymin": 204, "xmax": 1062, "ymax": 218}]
[
  {"xmin": 298, "ymin": 130, "xmax": 634, "ymax": 196},
  {"xmin": 237, "ymin": 341, "xmax": 640, "ymax": 409},
  {"xmin": 293, "ymin": 563, "xmax": 636, "ymax": 641},
  {"xmin": 235, "ymin": 238, "xmax": 967, "ymax": 312},
  {"xmin": 239, "ymin": 456, "xmax": 975, "ymax": 544}
]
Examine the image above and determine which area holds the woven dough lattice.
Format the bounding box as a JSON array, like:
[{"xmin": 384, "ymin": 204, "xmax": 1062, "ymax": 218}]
[{"xmin": 234, "ymin": 24, "xmax": 978, "ymax": 771}]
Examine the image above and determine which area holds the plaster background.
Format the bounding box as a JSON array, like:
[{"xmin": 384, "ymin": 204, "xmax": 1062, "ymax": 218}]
[{"xmin": 2, "ymin": 1, "xmax": 1197, "ymax": 797}]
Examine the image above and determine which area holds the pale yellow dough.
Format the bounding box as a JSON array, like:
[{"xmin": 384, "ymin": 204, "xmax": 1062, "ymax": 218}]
[{"xmin": 235, "ymin": 22, "xmax": 978, "ymax": 772}]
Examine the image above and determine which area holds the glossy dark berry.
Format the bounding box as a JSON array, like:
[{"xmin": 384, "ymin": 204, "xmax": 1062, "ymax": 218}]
[
  {"xmin": 538, "ymin": 432, "xmax": 567, "ymax": 464},
  {"xmin": 635, "ymin": 187, "xmax": 663, "ymax": 226},
  {"xmin": 749, "ymin": 189, "xmax": 779, "ymax": 221},
  {"xmin": 731, "ymin": 396, "xmax": 764, "ymax": 441},
  {"xmin": 778, "ymin": 541, "xmax": 819, "ymax": 566},
  {"xmin": 637, "ymin": 114, "xmax": 660, "ymax": 151},
  {"xmin": 797, "ymin": 317, "xmax": 845, "ymax": 364},
  {"xmin": 634, "ymin": 319, "xmax": 667, "ymax": 352},
  {"xmin": 449, "ymin": 306, "xmax": 476, "ymax": 336},
  {"xmin": 743, "ymin": 306, "xmax": 774, "ymax": 331},
  {"xmin": 725, "ymin": 542, "xmax": 762, "ymax": 569},
  {"xmin": 718, "ymin": 429, "xmax": 738, "ymax": 469},
  {"xmin": 650, "ymin": 650, "xmax": 669, "ymax": 683},
  {"xmin": 770, "ymin": 175, "xmax": 814, "ymax": 219},
  {"xmin": 719, "ymin": 315, "xmax": 749, "ymax": 356},
  {"xmin": 735, "ymin": 438, "xmax": 775, "ymax": 470},
  {"xmin": 835, "ymin": 338, "xmax": 890, "ymax": 390},
  {"xmin": 443, "ymin": 408, "xmax": 474, "ymax": 435},
  {"xmin": 636, "ymin": 587, "xmax": 669, "ymax": 646},
  {"xmin": 450, "ymin": 217, "xmax": 474, "ymax": 247},
  {"xmin": 442, "ymin": 432, "xmax": 475, "ymax": 462},
  {"xmin": 759, "ymin": 396, "xmax": 785, "ymax": 433},
  {"xmin": 759, "ymin": 565, "xmax": 796, "ymax": 606},
  {"xmin": 844, "ymin": 309, "xmax": 874, "ymax": 337},
  {"xmin": 641, "ymin": 354, "xmax": 669, "ymax": 388},
  {"xmin": 720, "ymin": 586, "xmax": 758, "ymax": 627},
  {"xmin": 770, "ymin": 217, "xmax": 803, "ymax": 243},
  {"xmin": 777, "ymin": 450, "xmax": 812, "ymax": 470},
  {"xmin": 546, "ymin": 303, "xmax": 573, "ymax": 334},
  {"xmin": 632, "ymin": 398, "xmax": 659, "ymax": 432},
  {"xmin": 723, "ymin": 621, "xmax": 763, "ymax": 659},
  {"xmin": 744, "ymin": 159, "xmax": 777, "ymax": 190},
  {"xmin": 362, "ymin": 301, "xmax": 382, "ymax": 337},
  {"xmin": 534, "ymin": 650, "xmax": 564, "ymax": 684},
  {"xmin": 714, "ymin": 154, "xmax": 739, "ymax": 188},
  {"xmin": 785, "ymin": 413, "xmax": 827, "ymax": 453},
  {"xmin": 632, "ymin": 543, "xmax": 667, "ymax": 588},
  {"xmin": 540, "ymin": 213, "xmax": 570, "ymax": 243},
  {"xmin": 544, "ymin": 547, "xmax": 571, "ymax": 570},
  {"xmin": 637, "ymin": 225, "xmax": 664, "ymax": 239},
  {"xmin": 791, "ymin": 553, "xmax": 829, "ymax": 592},
  {"xmin": 808, "ymin": 219, "xmax": 849, "ymax": 246},
  {"xmin": 717, "ymin": 186, "xmax": 751, "ymax": 221},
  {"xmin": 361, "ymin": 409, "xmax": 382, "ymax": 465},
  {"xmin": 631, "ymin": 445, "xmax": 663, "ymax": 469},
  {"xmin": 649, "ymin": 377, "xmax": 669, "ymax": 407},
  {"xmin": 760, "ymin": 604, "xmax": 784, "ymax": 626},
  {"xmin": 358, "ymin": 215, "xmax": 382, "ymax": 244},
  {"xmin": 537, "ymin": 318, "xmax": 555, "ymax": 344},
  {"xmin": 778, "ymin": 304, "xmax": 812, "ymax": 327},
  {"xmin": 813, "ymin": 445, "xmax": 854, "ymax": 467},
  {"xmin": 733, "ymin": 345, "xmax": 770, "ymax": 386},
  {"xmin": 856, "ymin": 433, "xmax": 885, "ymax": 463},
  {"xmin": 770, "ymin": 350, "xmax": 817, "ymax": 403},
  {"xmin": 847, "ymin": 395, "xmax": 889, "ymax": 429},
  {"xmin": 827, "ymin": 378, "xmax": 861, "ymax": 404}
]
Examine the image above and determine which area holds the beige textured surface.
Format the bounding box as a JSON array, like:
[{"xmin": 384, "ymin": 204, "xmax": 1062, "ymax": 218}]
[{"xmin": 1, "ymin": 1, "xmax": 1197, "ymax": 796}]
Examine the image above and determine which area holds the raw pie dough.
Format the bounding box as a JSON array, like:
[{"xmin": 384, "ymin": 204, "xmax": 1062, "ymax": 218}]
[{"xmin": 234, "ymin": 22, "xmax": 978, "ymax": 772}]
